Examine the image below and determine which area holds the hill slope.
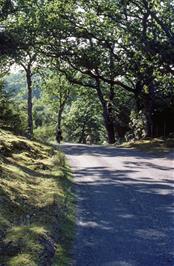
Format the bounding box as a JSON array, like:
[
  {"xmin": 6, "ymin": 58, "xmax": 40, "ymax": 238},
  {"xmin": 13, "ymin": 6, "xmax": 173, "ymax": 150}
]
[{"xmin": 0, "ymin": 129, "xmax": 74, "ymax": 266}]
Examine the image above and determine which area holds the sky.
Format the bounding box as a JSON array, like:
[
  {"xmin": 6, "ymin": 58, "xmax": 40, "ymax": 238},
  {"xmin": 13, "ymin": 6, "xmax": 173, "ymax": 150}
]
[{"xmin": 10, "ymin": 64, "xmax": 23, "ymax": 73}]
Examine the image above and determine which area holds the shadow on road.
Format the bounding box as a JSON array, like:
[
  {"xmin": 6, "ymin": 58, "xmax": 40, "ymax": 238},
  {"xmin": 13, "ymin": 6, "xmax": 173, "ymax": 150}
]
[
  {"xmin": 61, "ymin": 143, "xmax": 174, "ymax": 161},
  {"xmin": 74, "ymin": 168, "xmax": 174, "ymax": 266},
  {"xmin": 61, "ymin": 144, "xmax": 174, "ymax": 266}
]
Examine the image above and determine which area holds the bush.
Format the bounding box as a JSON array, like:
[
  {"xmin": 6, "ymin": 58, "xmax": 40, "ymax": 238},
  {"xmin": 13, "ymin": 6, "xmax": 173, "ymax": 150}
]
[{"xmin": 34, "ymin": 125, "xmax": 55, "ymax": 142}]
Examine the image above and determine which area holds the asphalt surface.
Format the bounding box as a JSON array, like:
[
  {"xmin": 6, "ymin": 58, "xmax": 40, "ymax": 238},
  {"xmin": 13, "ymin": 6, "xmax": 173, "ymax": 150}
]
[{"xmin": 61, "ymin": 144, "xmax": 174, "ymax": 266}]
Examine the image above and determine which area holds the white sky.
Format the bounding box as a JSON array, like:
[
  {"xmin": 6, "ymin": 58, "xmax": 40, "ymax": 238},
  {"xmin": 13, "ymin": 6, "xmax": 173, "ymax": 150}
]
[{"xmin": 10, "ymin": 64, "xmax": 23, "ymax": 73}]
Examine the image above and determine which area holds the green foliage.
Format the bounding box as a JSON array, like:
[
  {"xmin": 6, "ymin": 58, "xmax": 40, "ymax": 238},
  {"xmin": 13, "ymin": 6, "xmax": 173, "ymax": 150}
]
[
  {"xmin": 63, "ymin": 88, "xmax": 106, "ymax": 143},
  {"xmin": 129, "ymin": 110, "xmax": 147, "ymax": 140},
  {"xmin": 0, "ymin": 79, "xmax": 25, "ymax": 132},
  {"xmin": 1, "ymin": 0, "xmax": 174, "ymax": 141},
  {"xmin": 5, "ymin": 71, "xmax": 26, "ymax": 97},
  {"xmin": 41, "ymin": 73, "xmax": 71, "ymax": 113},
  {"xmin": 34, "ymin": 125, "xmax": 56, "ymax": 142}
]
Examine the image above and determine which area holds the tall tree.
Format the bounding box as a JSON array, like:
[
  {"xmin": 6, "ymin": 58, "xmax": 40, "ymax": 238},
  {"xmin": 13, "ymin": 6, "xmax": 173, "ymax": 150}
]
[
  {"xmin": 40, "ymin": 0, "xmax": 174, "ymax": 140},
  {"xmin": 39, "ymin": 0, "xmax": 136, "ymax": 143},
  {"xmin": 42, "ymin": 72, "xmax": 72, "ymax": 135},
  {"xmin": 3, "ymin": 0, "xmax": 40, "ymax": 137}
]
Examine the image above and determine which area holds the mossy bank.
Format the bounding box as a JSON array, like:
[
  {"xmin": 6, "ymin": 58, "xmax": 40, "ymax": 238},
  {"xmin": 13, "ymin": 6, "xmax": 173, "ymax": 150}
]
[{"xmin": 0, "ymin": 129, "xmax": 75, "ymax": 266}]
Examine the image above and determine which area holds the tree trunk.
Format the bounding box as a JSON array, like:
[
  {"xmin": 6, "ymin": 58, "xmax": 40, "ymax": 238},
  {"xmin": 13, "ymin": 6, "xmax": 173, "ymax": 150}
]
[
  {"xmin": 26, "ymin": 69, "xmax": 33, "ymax": 138},
  {"xmin": 79, "ymin": 119, "xmax": 87, "ymax": 143},
  {"xmin": 56, "ymin": 101, "xmax": 66, "ymax": 143},
  {"xmin": 143, "ymin": 82, "xmax": 155, "ymax": 138},
  {"xmin": 95, "ymin": 77, "xmax": 115, "ymax": 144},
  {"xmin": 134, "ymin": 80, "xmax": 155, "ymax": 138},
  {"xmin": 104, "ymin": 115, "xmax": 116, "ymax": 144},
  {"xmin": 57, "ymin": 107, "xmax": 63, "ymax": 130},
  {"xmin": 143, "ymin": 94, "xmax": 153, "ymax": 138},
  {"xmin": 134, "ymin": 80, "xmax": 143, "ymax": 111}
]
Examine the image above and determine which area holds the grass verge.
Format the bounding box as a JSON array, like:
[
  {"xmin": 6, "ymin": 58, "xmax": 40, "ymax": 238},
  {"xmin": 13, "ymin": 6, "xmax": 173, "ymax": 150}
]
[
  {"xmin": 0, "ymin": 129, "xmax": 75, "ymax": 266},
  {"xmin": 119, "ymin": 138, "xmax": 174, "ymax": 153}
]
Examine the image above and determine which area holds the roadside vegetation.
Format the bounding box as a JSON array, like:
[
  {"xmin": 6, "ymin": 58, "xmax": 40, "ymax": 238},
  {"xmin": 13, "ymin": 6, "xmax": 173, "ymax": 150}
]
[
  {"xmin": 119, "ymin": 138, "xmax": 174, "ymax": 153},
  {"xmin": 0, "ymin": 129, "xmax": 75, "ymax": 266}
]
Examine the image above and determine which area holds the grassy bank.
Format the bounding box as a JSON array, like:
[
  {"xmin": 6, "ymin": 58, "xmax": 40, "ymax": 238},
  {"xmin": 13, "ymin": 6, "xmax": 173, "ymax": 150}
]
[
  {"xmin": 119, "ymin": 138, "xmax": 174, "ymax": 153},
  {"xmin": 0, "ymin": 129, "xmax": 75, "ymax": 266}
]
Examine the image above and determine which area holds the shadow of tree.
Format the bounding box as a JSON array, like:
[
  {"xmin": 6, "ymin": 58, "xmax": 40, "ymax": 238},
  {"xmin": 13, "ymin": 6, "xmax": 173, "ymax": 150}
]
[
  {"xmin": 124, "ymin": 161, "xmax": 174, "ymax": 171},
  {"xmin": 62, "ymin": 144, "xmax": 174, "ymax": 266},
  {"xmin": 61, "ymin": 143, "xmax": 174, "ymax": 160},
  {"xmin": 72, "ymin": 166, "xmax": 174, "ymax": 266}
]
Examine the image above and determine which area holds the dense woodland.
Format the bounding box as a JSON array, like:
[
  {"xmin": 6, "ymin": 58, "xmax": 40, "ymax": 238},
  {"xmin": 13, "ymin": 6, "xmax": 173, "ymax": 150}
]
[{"xmin": 0, "ymin": 0, "xmax": 174, "ymax": 144}]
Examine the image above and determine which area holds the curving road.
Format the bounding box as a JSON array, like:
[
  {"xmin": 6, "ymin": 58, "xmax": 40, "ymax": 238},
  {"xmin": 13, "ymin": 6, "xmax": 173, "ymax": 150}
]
[{"xmin": 61, "ymin": 144, "xmax": 174, "ymax": 266}]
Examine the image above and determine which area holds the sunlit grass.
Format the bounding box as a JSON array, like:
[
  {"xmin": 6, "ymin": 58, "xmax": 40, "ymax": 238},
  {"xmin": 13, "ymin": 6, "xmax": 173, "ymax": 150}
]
[
  {"xmin": 8, "ymin": 254, "xmax": 37, "ymax": 266},
  {"xmin": 0, "ymin": 129, "xmax": 75, "ymax": 265},
  {"xmin": 120, "ymin": 138, "xmax": 174, "ymax": 152}
]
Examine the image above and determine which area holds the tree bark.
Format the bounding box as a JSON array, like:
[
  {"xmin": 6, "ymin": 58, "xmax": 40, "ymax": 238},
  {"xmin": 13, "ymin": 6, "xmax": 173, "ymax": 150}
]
[
  {"xmin": 56, "ymin": 85, "xmax": 70, "ymax": 132},
  {"xmin": 134, "ymin": 80, "xmax": 143, "ymax": 111},
  {"xmin": 79, "ymin": 119, "xmax": 87, "ymax": 143},
  {"xmin": 57, "ymin": 107, "xmax": 64, "ymax": 130},
  {"xmin": 143, "ymin": 85, "xmax": 154, "ymax": 138},
  {"xmin": 104, "ymin": 118, "xmax": 116, "ymax": 144},
  {"xmin": 26, "ymin": 68, "xmax": 33, "ymax": 138},
  {"xmin": 95, "ymin": 77, "xmax": 116, "ymax": 144}
]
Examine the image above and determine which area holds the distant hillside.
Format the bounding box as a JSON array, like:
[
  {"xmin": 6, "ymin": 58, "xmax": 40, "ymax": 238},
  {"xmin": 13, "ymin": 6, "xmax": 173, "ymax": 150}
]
[
  {"xmin": 0, "ymin": 129, "xmax": 74, "ymax": 265},
  {"xmin": 5, "ymin": 72, "xmax": 41, "ymax": 99}
]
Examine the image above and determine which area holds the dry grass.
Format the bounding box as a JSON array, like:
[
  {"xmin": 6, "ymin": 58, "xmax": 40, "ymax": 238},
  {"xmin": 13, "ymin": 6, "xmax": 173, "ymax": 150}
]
[{"xmin": 0, "ymin": 129, "xmax": 75, "ymax": 266}]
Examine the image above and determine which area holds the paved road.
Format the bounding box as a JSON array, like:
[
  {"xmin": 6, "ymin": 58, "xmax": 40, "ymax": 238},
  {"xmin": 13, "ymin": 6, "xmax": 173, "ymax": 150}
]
[{"xmin": 61, "ymin": 144, "xmax": 174, "ymax": 266}]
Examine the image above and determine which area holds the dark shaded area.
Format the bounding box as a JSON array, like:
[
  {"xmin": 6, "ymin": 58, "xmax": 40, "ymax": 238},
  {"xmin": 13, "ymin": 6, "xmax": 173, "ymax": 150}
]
[
  {"xmin": 61, "ymin": 143, "xmax": 174, "ymax": 160},
  {"xmin": 0, "ymin": 31, "xmax": 18, "ymax": 56},
  {"xmin": 0, "ymin": 0, "xmax": 14, "ymax": 19},
  {"xmin": 153, "ymin": 107, "xmax": 174, "ymax": 137},
  {"xmin": 62, "ymin": 144, "xmax": 174, "ymax": 266}
]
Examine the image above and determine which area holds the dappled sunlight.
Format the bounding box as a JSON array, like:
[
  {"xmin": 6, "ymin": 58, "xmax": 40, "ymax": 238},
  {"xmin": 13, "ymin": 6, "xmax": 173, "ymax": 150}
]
[
  {"xmin": 103, "ymin": 261, "xmax": 135, "ymax": 266},
  {"xmin": 135, "ymin": 229, "xmax": 166, "ymax": 241},
  {"xmin": 61, "ymin": 143, "xmax": 174, "ymax": 160},
  {"xmin": 124, "ymin": 161, "xmax": 174, "ymax": 171},
  {"xmin": 0, "ymin": 130, "xmax": 75, "ymax": 265},
  {"xmin": 78, "ymin": 220, "xmax": 113, "ymax": 231},
  {"xmin": 139, "ymin": 187, "xmax": 173, "ymax": 196},
  {"xmin": 62, "ymin": 144, "xmax": 174, "ymax": 266}
]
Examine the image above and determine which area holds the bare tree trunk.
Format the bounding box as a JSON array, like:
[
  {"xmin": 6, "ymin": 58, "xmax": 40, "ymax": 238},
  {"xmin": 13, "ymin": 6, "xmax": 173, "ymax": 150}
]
[
  {"xmin": 95, "ymin": 77, "xmax": 115, "ymax": 144},
  {"xmin": 104, "ymin": 117, "xmax": 115, "ymax": 144},
  {"xmin": 56, "ymin": 85, "xmax": 70, "ymax": 134},
  {"xmin": 134, "ymin": 80, "xmax": 154, "ymax": 138},
  {"xmin": 57, "ymin": 107, "xmax": 63, "ymax": 130},
  {"xmin": 143, "ymin": 83, "xmax": 154, "ymax": 138},
  {"xmin": 26, "ymin": 69, "xmax": 33, "ymax": 138},
  {"xmin": 79, "ymin": 119, "xmax": 87, "ymax": 143},
  {"xmin": 134, "ymin": 80, "xmax": 143, "ymax": 111}
]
